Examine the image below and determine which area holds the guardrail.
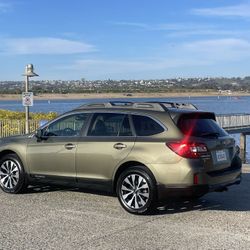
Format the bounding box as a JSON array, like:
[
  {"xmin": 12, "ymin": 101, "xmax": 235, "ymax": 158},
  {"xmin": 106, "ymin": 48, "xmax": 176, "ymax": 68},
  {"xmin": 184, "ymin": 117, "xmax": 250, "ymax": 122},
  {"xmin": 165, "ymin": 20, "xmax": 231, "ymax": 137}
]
[
  {"xmin": 216, "ymin": 114, "xmax": 250, "ymax": 130},
  {"xmin": 0, "ymin": 120, "xmax": 40, "ymax": 138}
]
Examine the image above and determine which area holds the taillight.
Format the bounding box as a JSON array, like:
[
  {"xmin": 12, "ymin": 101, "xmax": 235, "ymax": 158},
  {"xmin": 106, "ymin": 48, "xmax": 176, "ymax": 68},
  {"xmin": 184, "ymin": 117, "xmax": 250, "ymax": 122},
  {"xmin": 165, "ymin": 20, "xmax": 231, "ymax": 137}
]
[{"xmin": 166, "ymin": 141, "xmax": 208, "ymax": 159}]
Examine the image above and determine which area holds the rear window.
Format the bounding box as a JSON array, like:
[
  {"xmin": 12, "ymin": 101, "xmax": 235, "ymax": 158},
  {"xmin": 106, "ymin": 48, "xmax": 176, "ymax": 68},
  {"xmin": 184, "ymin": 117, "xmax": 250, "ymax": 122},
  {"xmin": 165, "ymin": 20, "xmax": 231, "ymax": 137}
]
[
  {"xmin": 132, "ymin": 115, "xmax": 164, "ymax": 136},
  {"xmin": 177, "ymin": 113, "xmax": 227, "ymax": 138}
]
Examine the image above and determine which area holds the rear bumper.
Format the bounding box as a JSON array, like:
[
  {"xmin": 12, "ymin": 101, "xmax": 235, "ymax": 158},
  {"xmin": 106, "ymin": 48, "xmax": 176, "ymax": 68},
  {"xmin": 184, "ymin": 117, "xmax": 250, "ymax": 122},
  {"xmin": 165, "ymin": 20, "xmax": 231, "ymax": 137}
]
[
  {"xmin": 155, "ymin": 154, "xmax": 242, "ymax": 201},
  {"xmin": 157, "ymin": 173, "xmax": 241, "ymax": 201}
]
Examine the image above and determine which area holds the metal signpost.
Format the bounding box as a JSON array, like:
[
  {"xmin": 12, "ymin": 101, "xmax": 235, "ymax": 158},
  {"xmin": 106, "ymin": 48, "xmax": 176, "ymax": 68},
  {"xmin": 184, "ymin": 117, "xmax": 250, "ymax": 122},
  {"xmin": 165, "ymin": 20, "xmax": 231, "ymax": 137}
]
[{"xmin": 22, "ymin": 64, "xmax": 38, "ymax": 134}]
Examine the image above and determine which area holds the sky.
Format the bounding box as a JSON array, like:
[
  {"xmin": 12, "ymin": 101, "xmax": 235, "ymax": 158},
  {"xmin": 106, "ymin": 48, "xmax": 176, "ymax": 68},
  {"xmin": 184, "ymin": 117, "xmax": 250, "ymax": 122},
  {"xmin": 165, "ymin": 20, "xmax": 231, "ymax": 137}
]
[{"xmin": 0, "ymin": 0, "xmax": 250, "ymax": 80}]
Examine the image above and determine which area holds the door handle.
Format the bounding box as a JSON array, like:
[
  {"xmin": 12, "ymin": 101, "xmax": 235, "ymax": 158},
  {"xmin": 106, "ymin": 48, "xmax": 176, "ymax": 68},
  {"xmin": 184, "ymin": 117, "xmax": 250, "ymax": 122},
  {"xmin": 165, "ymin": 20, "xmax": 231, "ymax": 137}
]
[
  {"xmin": 64, "ymin": 143, "xmax": 76, "ymax": 150},
  {"xmin": 113, "ymin": 143, "xmax": 127, "ymax": 150}
]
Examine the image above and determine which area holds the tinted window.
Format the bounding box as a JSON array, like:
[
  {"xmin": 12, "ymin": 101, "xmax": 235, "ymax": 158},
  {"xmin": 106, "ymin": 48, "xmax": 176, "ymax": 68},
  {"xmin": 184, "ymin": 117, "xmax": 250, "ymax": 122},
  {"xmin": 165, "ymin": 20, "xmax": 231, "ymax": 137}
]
[
  {"xmin": 88, "ymin": 113, "xmax": 132, "ymax": 136},
  {"xmin": 178, "ymin": 114, "xmax": 227, "ymax": 137},
  {"xmin": 132, "ymin": 115, "xmax": 164, "ymax": 136},
  {"xmin": 43, "ymin": 113, "xmax": 88, "ymax": 137}
]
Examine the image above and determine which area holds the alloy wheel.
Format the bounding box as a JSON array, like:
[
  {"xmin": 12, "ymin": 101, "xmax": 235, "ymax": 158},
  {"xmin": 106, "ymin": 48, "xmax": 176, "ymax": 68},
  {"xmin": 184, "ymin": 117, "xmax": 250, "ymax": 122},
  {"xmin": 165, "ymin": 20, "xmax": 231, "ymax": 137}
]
[
  {"xmin": 0, "ymin": 160, "xmax": 20, "ymax": 190},
  {"xmin": 120, "ymin": 173, "xmax": 150, "ymax": 210}
]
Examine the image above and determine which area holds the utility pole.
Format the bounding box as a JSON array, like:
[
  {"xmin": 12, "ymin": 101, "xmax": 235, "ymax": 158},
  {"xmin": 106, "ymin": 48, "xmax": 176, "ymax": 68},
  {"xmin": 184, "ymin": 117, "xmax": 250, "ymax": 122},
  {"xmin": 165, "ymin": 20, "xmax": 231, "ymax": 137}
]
[{"xmin": 22, "ymin": 64, "xmax": 38, "ymax": 134}]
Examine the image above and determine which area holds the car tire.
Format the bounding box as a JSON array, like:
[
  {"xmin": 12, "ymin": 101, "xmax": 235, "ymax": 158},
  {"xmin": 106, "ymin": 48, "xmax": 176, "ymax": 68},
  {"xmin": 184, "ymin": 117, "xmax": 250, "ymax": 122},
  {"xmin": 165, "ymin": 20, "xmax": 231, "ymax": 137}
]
[
  {"xmin": 0, "ymin": 154, "xmax": 27, "ymax": 194},
  {"xmin": 116, "ymin": 166, "xmax": 156, "ymax": 215}
]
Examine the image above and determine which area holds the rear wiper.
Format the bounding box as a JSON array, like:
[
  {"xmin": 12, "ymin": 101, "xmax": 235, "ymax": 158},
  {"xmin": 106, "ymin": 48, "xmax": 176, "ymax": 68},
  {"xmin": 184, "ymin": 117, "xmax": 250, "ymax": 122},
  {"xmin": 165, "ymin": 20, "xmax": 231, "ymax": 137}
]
[{"xmin": 200, "ymin": 132, "xmax": 220, "ymax": 138}]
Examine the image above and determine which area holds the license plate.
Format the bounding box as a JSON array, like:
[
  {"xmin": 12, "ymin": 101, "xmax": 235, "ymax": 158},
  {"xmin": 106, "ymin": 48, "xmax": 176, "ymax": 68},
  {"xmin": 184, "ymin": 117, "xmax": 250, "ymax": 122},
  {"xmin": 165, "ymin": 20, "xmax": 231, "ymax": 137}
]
[{"xmin": 216, "ymin": 150, "xmax": 227, "ymax": 162}]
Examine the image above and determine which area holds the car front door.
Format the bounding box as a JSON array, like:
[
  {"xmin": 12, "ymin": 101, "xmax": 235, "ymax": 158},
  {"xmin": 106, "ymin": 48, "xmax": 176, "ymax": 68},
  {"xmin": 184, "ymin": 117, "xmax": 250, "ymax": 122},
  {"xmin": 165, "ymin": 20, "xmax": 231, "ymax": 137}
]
[{"xmin": 27, "ymin": 113, "xmax": 89, "ymax": 179}]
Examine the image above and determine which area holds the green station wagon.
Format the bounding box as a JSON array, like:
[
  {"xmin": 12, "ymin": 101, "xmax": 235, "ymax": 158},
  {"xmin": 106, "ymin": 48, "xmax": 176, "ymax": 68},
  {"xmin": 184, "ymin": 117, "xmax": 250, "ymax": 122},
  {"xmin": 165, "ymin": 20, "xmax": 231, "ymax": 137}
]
[{"xmin": 0, "ymin": 101, "xmax": 242, "ymax": 214}]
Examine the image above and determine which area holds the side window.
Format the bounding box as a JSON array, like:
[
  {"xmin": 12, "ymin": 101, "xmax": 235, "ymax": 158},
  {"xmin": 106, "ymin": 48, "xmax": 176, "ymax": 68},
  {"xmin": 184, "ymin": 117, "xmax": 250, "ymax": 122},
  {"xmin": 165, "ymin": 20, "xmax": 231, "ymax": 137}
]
[
  {"xmin": 132, "ymin": 115, "xmax": 164, "ymax": 136},
  {"xmin": 43, "ymin": 113, "xmax": 89, "ymax": 137},
  {"xmin": 119, "ymin": 115, "xmax": 133, "ymax": 136},
  {"xmin": 88, "ymin": 113, "xmax": 132, "ymax": 136}
]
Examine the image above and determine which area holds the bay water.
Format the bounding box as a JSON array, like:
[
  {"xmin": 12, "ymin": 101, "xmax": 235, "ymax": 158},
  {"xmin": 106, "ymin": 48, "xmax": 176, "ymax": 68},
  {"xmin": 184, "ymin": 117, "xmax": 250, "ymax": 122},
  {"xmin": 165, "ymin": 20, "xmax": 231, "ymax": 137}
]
[{"xmin": 0, "ymin": 95, "xmax": 248, "ymax": 114}]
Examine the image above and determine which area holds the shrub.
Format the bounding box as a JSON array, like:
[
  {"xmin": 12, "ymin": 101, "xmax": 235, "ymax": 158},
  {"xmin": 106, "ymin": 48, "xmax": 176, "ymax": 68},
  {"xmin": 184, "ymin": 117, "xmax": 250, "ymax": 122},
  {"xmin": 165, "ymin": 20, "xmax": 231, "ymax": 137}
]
[{"xmin": 0, "ymin": 110, "xmax": 58, "ymax": 120}]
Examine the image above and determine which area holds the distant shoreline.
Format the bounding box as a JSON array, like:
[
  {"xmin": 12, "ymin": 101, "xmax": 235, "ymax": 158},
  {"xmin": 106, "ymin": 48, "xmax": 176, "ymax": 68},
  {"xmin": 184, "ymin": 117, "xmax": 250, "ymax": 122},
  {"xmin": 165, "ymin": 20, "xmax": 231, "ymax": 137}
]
[{"xmin": 0, "ymin": 92, "xmax": 249, "ymax": 100}]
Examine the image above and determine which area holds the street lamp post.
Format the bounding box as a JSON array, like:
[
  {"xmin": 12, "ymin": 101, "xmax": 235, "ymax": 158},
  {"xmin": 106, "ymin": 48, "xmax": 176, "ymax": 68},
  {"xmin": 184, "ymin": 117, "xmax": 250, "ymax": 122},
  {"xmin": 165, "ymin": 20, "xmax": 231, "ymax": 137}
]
[{"xmin": 22, "ymin": 64, "xmax": 38, "ymax": 134}]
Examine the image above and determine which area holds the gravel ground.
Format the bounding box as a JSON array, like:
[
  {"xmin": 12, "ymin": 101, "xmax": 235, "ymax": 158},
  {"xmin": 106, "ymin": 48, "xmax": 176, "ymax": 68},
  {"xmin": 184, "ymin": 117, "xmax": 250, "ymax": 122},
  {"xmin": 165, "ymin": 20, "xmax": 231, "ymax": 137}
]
[{"xmin": 0, "ymin": 166, "xmax": 250, "ymax": 250}]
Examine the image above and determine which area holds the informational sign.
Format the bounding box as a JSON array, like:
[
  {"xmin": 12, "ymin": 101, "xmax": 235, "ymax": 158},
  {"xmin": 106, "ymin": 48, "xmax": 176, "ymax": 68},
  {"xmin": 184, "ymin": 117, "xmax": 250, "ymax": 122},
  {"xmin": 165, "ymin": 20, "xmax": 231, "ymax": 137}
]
[{"xmin": 22, "ymin": 92, "xmax": 33, "ymax": 107}]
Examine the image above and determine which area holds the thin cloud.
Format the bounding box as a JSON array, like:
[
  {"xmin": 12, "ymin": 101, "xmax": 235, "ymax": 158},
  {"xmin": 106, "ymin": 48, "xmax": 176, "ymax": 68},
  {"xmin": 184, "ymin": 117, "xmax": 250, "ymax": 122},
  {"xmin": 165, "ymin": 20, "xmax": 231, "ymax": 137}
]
[
  {"xmin": 185, "ymin": 38, "xmax": 250, "ymax": 50},
  {"xmin": 68, "ymin": 59, "xmax": 168, "ymax": 72},
  {"xmin": 154, "ymin": 23, "xmax": 216, "ymax": 31},
  {"xmin": 182, "ymin": 38, "xmax": 250, "ymax": 62},
  {"xmin": 1, "ymin": 37, "xmax": 95, "ymax": 55},
  {"xmin": 192, "ymin": 3, "xmax": 250, "ymax": 18},
  {"xmin": 113, "ymin": 21, "xmax": 243, "ymax": 39},
  {"xmin": 186, "ymin": 38, "xmax": 250, "ymax": 52},
  {"xmin": 167, "ymin": 29, "xmax": 244, "ymax": 38},
  {"xmin": 112, "ymin": 21, "xmax": 150, "ymax": 29},
  {"xmin": 62, "ymin": 57, "xmax": 210, "ymax": 77},
  {"xmin": 60, "ymin": 38, "xmax": 250, "ymax": 79},
  {"xmin": 112, "ymin": 21, "xmax": 215, "ymax": 31}
]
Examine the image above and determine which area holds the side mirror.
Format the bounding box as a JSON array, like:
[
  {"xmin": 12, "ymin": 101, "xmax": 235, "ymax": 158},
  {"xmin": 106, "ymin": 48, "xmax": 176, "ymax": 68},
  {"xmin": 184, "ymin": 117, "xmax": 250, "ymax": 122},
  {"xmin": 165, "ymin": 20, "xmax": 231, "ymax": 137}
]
[{"xmin": 35, "ymin": 129, "xmax": 45, "ymax": 140}]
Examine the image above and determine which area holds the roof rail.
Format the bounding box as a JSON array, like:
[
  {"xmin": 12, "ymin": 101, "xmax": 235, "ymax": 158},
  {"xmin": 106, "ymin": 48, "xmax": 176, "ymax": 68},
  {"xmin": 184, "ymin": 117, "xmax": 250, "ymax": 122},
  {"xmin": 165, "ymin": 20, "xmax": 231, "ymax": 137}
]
[{"xmin": 74, "ymin": 101, "xmax": 198, "ymax": 112}]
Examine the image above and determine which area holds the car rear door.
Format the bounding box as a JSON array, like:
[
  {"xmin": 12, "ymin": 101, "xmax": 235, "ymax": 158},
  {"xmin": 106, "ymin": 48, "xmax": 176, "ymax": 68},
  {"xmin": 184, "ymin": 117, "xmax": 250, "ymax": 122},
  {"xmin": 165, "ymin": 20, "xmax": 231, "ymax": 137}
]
[{"xmin": 75, "ymin": 113, "xmax": 135, "ymax": 185}]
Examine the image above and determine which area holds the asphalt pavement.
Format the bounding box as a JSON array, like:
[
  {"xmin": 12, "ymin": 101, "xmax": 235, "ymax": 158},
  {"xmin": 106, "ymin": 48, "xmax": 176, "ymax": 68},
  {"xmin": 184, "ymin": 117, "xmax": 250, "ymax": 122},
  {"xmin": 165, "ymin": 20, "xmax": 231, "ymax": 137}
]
[{"xmin": 0, "ymin": 166, "xmax": 250, "ymax": 250}]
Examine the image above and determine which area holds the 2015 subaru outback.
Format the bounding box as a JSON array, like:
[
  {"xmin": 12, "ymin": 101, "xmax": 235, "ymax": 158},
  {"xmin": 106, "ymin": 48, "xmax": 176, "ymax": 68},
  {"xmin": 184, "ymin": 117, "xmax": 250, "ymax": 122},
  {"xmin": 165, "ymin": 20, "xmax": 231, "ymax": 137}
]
[{"xmin": 0, "ymin": 101, "xmax": 242, "ymax": 214}]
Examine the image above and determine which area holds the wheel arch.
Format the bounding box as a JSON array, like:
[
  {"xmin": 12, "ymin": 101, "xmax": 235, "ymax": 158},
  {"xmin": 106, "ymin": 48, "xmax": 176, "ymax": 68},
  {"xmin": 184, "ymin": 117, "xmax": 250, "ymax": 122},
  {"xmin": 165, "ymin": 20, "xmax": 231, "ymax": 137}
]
[
  {"xmin": 0, "ymin": 150, "xmax": 24, "ymax": 167},
  {"xmin": 0, "ymin": 149, "xmax": 18, "ymax": 158},
  {"xmin": 112, "ymin": 161, "xmax": 157, "ymax": 193}
]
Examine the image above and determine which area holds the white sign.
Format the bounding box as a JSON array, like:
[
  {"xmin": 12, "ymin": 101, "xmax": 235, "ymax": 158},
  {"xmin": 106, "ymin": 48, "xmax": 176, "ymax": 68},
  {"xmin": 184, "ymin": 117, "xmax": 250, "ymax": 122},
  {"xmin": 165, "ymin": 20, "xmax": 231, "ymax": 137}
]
[{"xmin": 22, "ymin": 92, "xmax": 33, "ymax": 107}]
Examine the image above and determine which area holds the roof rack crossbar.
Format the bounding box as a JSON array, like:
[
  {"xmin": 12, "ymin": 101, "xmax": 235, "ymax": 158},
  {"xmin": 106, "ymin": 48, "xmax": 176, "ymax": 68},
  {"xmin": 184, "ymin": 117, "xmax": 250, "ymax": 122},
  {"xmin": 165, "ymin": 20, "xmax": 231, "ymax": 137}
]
[
  {"xmin": 148, "ymin": 101, "xmax": 198, "ymax": 110},
  {"xmin": 109, "ymin": 101, "xmax": 134, "ymax": 106},
  {"xmin": 133, "ymin": 103, "xmax": 165, "ymax": 111}
]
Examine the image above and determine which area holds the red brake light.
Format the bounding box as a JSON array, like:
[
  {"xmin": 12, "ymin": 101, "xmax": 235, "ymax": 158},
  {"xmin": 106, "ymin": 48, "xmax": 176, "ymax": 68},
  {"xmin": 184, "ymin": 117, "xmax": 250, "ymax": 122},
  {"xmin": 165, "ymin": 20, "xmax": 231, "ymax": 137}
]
[{"xmin": 167, "ymin": 141, "xmax": 208, "ymax": 159}]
